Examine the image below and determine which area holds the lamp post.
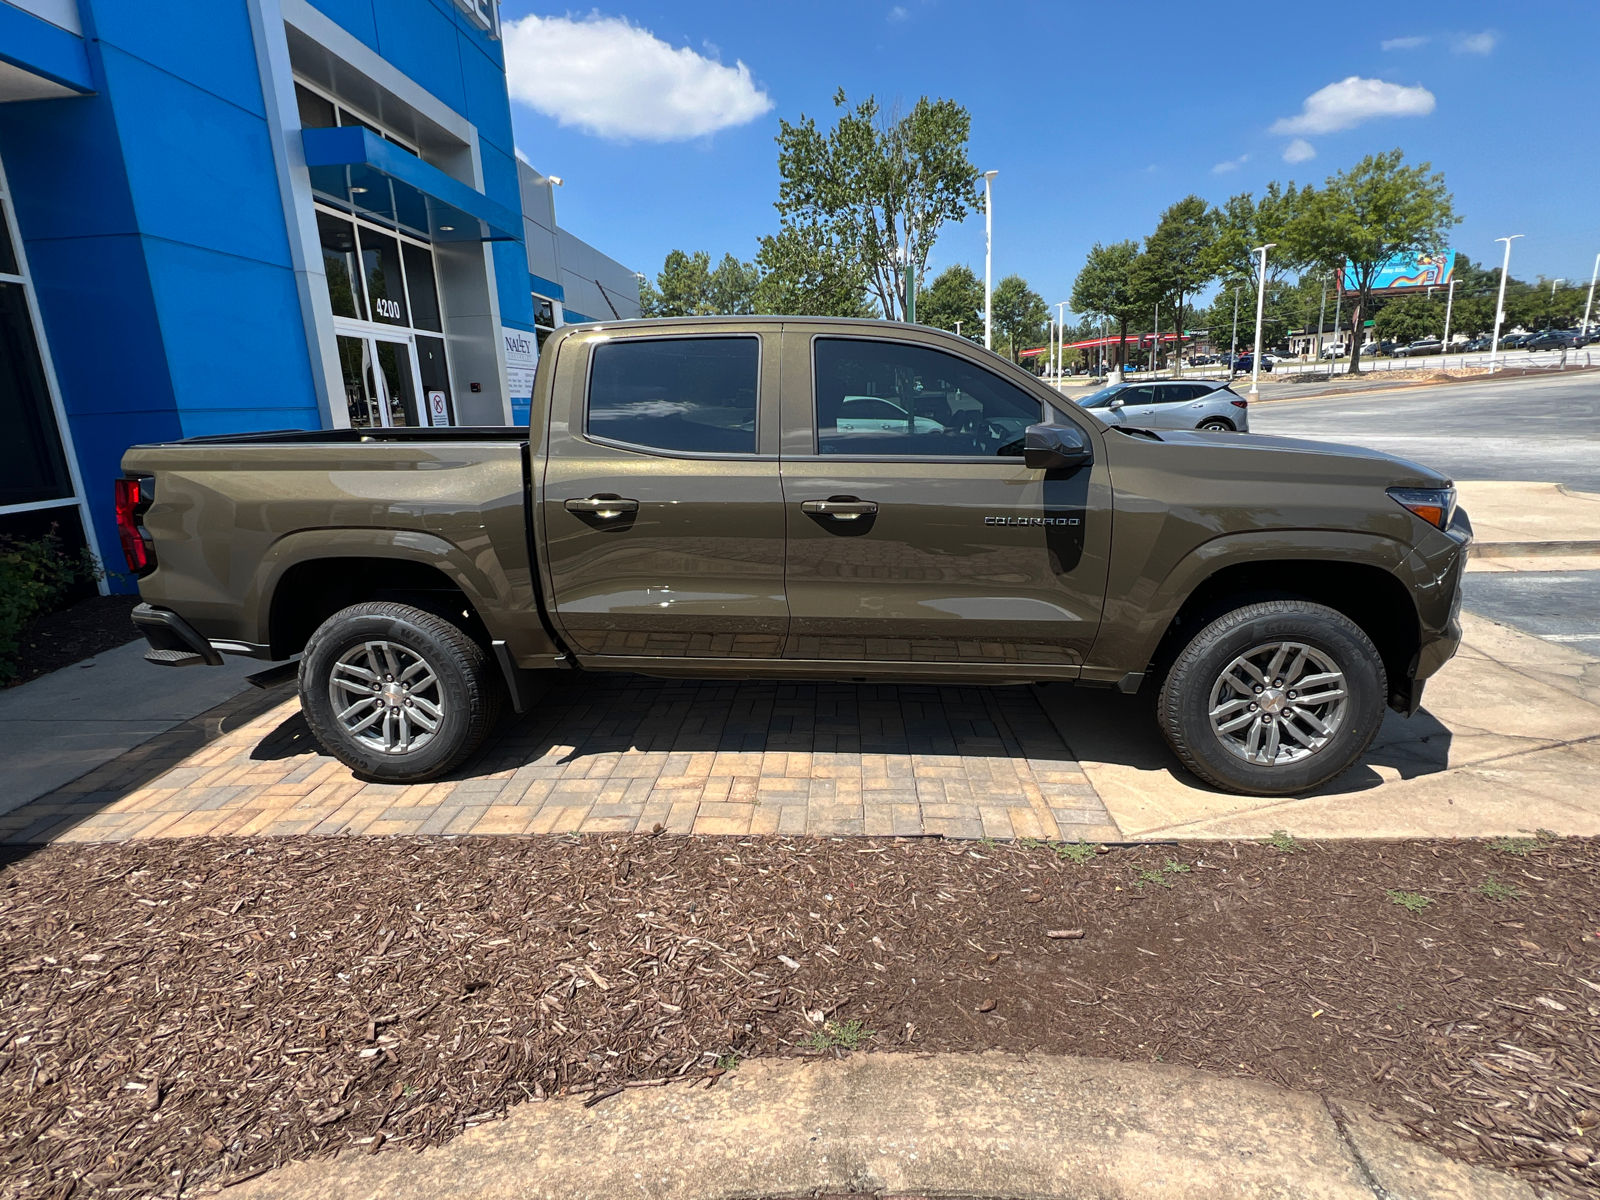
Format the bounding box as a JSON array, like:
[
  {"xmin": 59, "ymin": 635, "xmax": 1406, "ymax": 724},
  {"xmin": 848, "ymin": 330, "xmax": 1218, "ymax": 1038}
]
[
  {"xmin": 1583, "ymin": 253, "xmax": 1600, "ymax": 339},
  {"xmin": 981, "ymin": 170, "xmax": 998, "ymax": 350},
  {"xmin": 1229, "ymin": 287, "xmax": 1240, "ymax": 378},
  {"xmin": 1488, "ymin": 235, "xmax": 1523, "ymax": 373},
  {"xmin": 1442, "ymin": 277, "xmax": 1457, "ymax": 354},
  {"xmin": 1056, "ymin": 301, "xmax": 1068, "ymax": 385},
  {"xmin": 1248, "ymin": 243, "xmax": 1276, "ymax": 397},
  {"xmin": 1316, "ymin": 282, "xmax": 1327, "ymax": 365}
]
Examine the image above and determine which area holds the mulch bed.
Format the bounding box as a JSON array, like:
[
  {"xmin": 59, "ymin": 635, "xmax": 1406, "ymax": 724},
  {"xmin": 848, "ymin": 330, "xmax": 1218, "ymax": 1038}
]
[
  {"xmin": 7, "ymin": 596, "xmax": 141, "ymax": 686},
  {"xmin": 2, "ymin": 834, "xmax": 1597, "ymax": 1197}
]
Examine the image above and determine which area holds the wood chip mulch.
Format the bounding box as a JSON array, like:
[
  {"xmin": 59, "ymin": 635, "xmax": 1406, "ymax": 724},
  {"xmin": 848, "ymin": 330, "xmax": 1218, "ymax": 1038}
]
[
  {"xmin": 1, "ymin": 834, "xmax": 1597, "ymax": 1198},
  {"xmin": 7, "ymin": 596, "xmax": 141, "ymax": 686}
]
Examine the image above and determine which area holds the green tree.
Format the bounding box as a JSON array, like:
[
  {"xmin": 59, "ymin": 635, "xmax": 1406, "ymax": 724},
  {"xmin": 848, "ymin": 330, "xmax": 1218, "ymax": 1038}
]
[
  {"xmin": 919, "ymin": 264, "xmax": 983, "ymax": 339},
  {"xmin": 1207, "ymin": 182, "xmax": 1309, "ymax": 288},
  {"xmin": 708, "ymin": 253, "xmax": 760, "ymax": 315},
  {"xmin": 1373, "ymin": 296, "xmax": 1444, "ymax": 342},
  {"xmin": 1071, "ymin": 240, "xmax": 1144, "ymax": 372},
  {"xmin": 772, "ymin": 89, "xmax": 979, "ymax": 322},
  {"xmin": 1289, "ymin": 150, "xmax": 1459, "ymax": 374},
  {"xmin": 642, "ymin": 249, "xmax": 713, "ymax": 317},
  {"xmin": 752, "ymin": 225, "xmax": 874, "ymax": 318},
  {"xmin": 991, "ymin": 274, "xmax": 1048, "ymax": 362},
  {"xmin": 1139, "ymin": 195, "xmax": 1216, "ymax": 374}
]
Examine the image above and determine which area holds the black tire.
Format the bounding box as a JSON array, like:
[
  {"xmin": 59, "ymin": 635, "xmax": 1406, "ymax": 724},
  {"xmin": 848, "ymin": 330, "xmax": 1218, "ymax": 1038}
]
[
  {"xmin": 1156, "ymin": 600, "xmax": 1386, "ymax": 797},
  {"xmin": 1196, "ymin": 418, "xmax": 1234, "ymax": 432},
  {"xmin": 299, "ymin": 601, "xmax": 502, "ymax": 783}
]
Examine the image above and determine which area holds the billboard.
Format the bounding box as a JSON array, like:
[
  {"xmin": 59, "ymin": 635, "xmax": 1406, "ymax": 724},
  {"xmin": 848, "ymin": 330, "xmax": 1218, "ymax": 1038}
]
[{"xmin": 1339, "ymin": 250, "xmax": 1455, "ymax": 295}]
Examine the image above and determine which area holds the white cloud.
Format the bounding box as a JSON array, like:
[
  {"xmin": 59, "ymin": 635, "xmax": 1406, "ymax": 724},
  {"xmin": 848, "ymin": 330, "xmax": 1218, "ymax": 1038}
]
[
  {"xmin": 1381, "ymin": 36, "xmax": 1429, "ymax": 50},
  {"xmin": 1270, "ymin": 76, "xmax": 1436, "ymax": 136},
  {"xmin": 1283, "ymin": 139, "xmax": 1316, "ymax": 163},
  {"xmin": 502, "ymin": 12, "xmax": 774, "ymax": 142},
  {"xmin": 1453, "ymin": 30, "xmax": 1497, "ymax": 54},
  {"xmin": 888, "ymin": 5, "xmax": 909, "ymax": 19},
  {"xmin": 1211, "ymin": 154, "xmax": 1249, "ymax": 174}
]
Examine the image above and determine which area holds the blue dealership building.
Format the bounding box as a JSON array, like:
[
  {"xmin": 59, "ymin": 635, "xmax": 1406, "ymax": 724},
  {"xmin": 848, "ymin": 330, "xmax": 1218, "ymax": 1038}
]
[{"xmin": 0, "ymin": 0, "xmax": 639, "ymax": 588}]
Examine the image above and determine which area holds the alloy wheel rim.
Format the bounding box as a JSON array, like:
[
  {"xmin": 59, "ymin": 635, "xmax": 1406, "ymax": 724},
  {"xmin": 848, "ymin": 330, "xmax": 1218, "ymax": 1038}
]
[
  {"xmin": 328, "ymin": 640, "xmax": 444, "ymax": 756},
  {"xmin": 1207, "ymin": 641, "xmax": 1348, "ymax": 767}
]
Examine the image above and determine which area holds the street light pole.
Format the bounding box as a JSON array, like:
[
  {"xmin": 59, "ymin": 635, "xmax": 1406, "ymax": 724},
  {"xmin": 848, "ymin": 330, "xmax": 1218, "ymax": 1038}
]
[
  {"xmin": 1229, "ymin": 287, "xmax": 1240, "ymax": 378},
  {"xmin": 982, "ymin": 170, "xmax": 998, "ymax": 350},
  {"xmin": 1316, "ymin": 282, "xmax": 1327, "ymax": 364},
  {"xmin": 1248, "ymin": 243, "xmax": 1276, "ymax": 397},
  {"xmin": 1056, "ymin": 301, "xmax": 1068, "ymax": 385},
  {"xmin": 1582, "ymin": 253, "xmax": 1600, "ymax": 339},
  {"xmin": 1489, "ymin": 235, "xmax": 1523, "ymax": 373},
  {"xmin": 1442, "ymin": 277, "xmax": 1457, "ymax": 353}
]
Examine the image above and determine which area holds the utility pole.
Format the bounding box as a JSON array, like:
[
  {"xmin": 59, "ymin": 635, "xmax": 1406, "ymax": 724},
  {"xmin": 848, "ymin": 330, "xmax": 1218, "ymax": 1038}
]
[
  {"xmin": 1150, "ymin": 303, "xmax": 1159, "ymax": 376},
  {"xmin": 1056, "ymin": 301, "xmax": 1068, "ymax": 385},
  {"xmin": 1489, "ymin": 235, "xmax": 1523, "ymax": 373},
  {"xmin": 982, "ymin": 170, "xmax": 998, "ymax": 350},
  {"xmin": 1331, "ymin": 279, "xmax": 1342, "ymax": 374},
  {"xmin": 1316, "ymin": 282, "xmax": 1327, "ymax": 364},
  {"xmin": 1248, "ymin": 243, "xmax": 1276, "ymax": 397},
  {"xmin": 1583, "ymin": 253, "xmax": 1599, "ymax": 339}
]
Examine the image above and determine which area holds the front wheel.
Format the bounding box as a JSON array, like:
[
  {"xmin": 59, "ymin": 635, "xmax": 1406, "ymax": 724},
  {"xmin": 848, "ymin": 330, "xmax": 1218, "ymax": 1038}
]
[
  {"xmin": 1156, "ymin": 601, "xmax": 1387, "ymax": 797},
  {"xmin": 299, "ymin": 601, "xmax": 502, "ymax": 783}
]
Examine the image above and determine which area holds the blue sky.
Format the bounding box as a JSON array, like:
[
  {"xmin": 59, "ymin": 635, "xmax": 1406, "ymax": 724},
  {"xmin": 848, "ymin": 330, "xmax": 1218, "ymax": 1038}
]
[{"xmin": 500, "ymin": 0, "xmax": 1600, "ymax": 311}]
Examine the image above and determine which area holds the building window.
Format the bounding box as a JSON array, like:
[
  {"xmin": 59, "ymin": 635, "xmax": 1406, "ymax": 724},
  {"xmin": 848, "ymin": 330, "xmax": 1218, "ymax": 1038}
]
[
  {"xmin": 533, "ymin": 294, "xmax": 557, "ymax": 351},
  {"xmin": 0, "ymin": 281, "xmax": 73, "ymax": 507},
  {"xmin": 293, "ymin": 81, "xmax": 419, "ymax": 156}
]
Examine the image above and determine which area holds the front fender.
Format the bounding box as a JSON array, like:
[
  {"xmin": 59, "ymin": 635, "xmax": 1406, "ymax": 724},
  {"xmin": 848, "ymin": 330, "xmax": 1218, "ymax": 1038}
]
[{"xmin": 1081, "ymin": 529, "xmax": 1416, "ymax": 681}]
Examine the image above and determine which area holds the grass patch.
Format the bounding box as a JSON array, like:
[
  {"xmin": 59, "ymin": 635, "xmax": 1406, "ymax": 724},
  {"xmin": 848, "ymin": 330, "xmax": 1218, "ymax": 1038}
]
[
  {"xmin": 1262, "ymin": 830, "xmax": 1302, "ymax": 854},
  {"xmin": 1489, "ymin": 836, "xmax": 1540, "ymax": 857},
  {"xmin": 800, "ymin": 1019, "xmax": 874, "ymax": 1052},
  {"xmin": 1386, "ymin": 889, "xmax": 1434, "ymax": 914}
]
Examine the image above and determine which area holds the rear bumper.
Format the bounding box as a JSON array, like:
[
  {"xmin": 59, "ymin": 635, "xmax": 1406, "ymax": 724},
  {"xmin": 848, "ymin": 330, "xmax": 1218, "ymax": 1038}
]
[{"xmin": 131, "ymin": 603, "xmax": 223, "ymax": 668}]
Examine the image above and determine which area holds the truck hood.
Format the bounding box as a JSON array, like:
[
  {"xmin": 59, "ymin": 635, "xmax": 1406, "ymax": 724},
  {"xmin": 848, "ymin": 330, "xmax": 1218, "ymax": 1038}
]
[{"xmin": 1117, "ymin": 427, "xmax": 1454, "ymax": 489}]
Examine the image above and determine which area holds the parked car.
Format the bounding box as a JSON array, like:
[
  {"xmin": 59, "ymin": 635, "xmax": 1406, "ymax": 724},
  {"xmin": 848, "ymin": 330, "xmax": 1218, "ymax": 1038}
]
[
  {"xmin": 1364, "ymin": 340, "xmax": 1396, "ymax": 357},
  {"xmin": 1395, "ymin": 338, "xmax": 1443, "ymax": 358},
  {"xmin": 1498, "ymin": 332, "xmax": 1531, "ymax": 350},
  {"xmin": 1233, "ymin": 354, "xmax": 1273, "ymax": 373},
  {"xmin": 1320, "ymin": 343, "xmax": 1348, "ymax": 359},
  {"xmin": 1523, "ymin": 329, "xmax": 1582, "ymax": 351},
  {"xmin": 1074, "ymin": 379, "xmax": 1251, "ymax": 432},
  {"xmin": 1460, "ymin": 336, "xmax": 1493, "ymax": 353},
  {"xmin": 122, "ymin": 316, "xmax": 1469, "ymax": 798}
]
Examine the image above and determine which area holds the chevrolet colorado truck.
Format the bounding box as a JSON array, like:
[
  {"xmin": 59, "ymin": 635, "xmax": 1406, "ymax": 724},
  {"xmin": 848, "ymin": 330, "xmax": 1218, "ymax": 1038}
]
[{"xmin": 119, "ymin": 317, "xmax": 1470, "ymax": 798}]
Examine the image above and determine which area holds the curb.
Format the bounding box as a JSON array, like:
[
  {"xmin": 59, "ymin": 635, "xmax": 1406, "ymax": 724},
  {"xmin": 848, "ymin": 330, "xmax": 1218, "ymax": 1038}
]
[
  {"xmin": 1470, "ymin": 540, "xmax": 1600, "ymax": 559},
  {"xmin": 230, "ymin": 1052, "xmax": 1536, "ymax": 1200}
]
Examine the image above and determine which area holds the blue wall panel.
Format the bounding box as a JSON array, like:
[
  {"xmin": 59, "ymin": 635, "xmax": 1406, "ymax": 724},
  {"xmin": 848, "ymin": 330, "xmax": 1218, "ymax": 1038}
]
[
  {"xmin": 87, "ymin": 0, "xmax": 266, "ymax": 117},
  {"xmin": 305, "ymin": 0, "xmax": 379, "ymax": 50},
  {"xmin": 98, "ymin": 47, "xmax": 292, "ymax": 268},
  {"xmin": 141, "ymin": 239, "xmax": 319, "ymax": 435},
  {"xmin": 0, "ymin": 95, "xmax": 138, "ymax": 241},
  {"xmin": 370, "ymin": 0, "xmax": 467, "ymax": 116}
]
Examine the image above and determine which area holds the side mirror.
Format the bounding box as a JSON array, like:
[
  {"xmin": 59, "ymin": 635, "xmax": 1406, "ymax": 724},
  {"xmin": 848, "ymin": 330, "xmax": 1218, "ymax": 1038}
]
[
  {"xmin": 1023, "ymin": 423, "xmax": 1093, "ymax": 471},
  {"xmin": 1108, "ymin": 397, "xmax": 1125, "ymax": 410}
]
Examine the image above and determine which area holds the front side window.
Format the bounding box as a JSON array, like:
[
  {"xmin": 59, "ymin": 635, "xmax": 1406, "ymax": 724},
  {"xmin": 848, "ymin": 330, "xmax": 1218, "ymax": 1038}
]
[
  {"xmin": 587, "ymin": 336, "xmax": 759, "ymax": 455},
  {"xmin": 814, "ymin": 337, "xmax": 1040, "ymax": 457}
]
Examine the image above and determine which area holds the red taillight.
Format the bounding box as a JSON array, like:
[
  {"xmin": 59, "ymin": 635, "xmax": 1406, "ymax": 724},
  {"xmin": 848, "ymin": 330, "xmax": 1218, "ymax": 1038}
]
[
  {"xmin": 114, "ymin": 477, "xmax": 152, "ymax": 574},
  {"xmin": 1230, "ymin": 400, "xmax": 1248, "ymax": 409}
]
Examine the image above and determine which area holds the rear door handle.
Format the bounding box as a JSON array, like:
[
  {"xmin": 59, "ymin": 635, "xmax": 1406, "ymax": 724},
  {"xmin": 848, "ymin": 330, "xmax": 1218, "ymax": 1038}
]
[
  {"xmin": 801, "ymin": 498, "xmax": 877, "ymax": 520},
  {"xmin": 564, "ymin": 495, "xmax": 639, "ymax": 518}
]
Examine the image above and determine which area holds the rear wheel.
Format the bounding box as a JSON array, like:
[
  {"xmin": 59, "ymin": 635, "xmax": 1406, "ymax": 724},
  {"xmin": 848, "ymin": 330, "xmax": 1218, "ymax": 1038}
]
[
  {"xmin": 1157, "ymin": 600, "xmax": 1386, "ymax": 797},
  {"xmin": 1197, "ymin": 418, "xmax": 1234, "ymax": 432},
  {"xmin": 300, "ymin": 601, "xmax": 502, "ymax": 783}
]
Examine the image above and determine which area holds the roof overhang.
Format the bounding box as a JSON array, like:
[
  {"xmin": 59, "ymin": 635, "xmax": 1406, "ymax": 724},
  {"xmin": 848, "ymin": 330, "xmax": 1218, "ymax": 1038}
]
[
  {"xmin": 302, "ymin": 126, "xmax": 520, "ymax": 243},
  {"xmin": 0, "ymin": 3, "xmax": 94, "ymax": 102}
]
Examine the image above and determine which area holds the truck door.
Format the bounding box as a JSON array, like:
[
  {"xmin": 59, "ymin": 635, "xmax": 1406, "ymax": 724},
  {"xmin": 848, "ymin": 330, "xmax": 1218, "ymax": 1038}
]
[
  {"xmin": 778, "ymin": 332, "xmax": 1112, "ymax": 667},
  {"xmin": 540, "ymin": 330, "xmax": 787, "ymax": 659}
]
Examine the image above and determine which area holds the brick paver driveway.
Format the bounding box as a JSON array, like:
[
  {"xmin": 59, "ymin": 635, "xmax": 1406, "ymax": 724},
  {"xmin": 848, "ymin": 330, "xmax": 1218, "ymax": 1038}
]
[{"xmin": 2, "ymin": 675, "xmax": 1118, "ymax": 846}]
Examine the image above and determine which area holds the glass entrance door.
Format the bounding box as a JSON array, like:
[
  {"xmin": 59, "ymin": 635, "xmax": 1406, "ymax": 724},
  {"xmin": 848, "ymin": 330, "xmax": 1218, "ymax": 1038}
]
[{"xmin": 337, "ymin": 333, "xmax": 425, "ymax": 428}]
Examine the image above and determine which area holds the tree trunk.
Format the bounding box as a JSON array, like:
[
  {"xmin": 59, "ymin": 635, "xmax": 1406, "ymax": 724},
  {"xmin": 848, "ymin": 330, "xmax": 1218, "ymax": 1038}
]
[{"xmin": 1347, "ymin": 295, "xmax": 1365, "ymax": 375}]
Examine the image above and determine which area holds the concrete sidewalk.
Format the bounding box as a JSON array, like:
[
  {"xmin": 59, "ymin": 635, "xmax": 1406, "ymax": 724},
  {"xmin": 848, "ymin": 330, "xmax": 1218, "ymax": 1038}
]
[
  {"xmin": 231, "ymin": 1052, "xmax": 1533, "ymax": 1200},
  {"xmin": 1457, "ymin": 480, "xmax": 1600, "ymax": 559},
  {"xmin": 0, "ymin": 641, "xmax": 262, "ymax": 819}
]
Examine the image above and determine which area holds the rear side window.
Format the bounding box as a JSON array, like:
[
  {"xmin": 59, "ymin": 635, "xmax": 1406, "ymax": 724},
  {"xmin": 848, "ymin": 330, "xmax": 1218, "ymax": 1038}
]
[
  {"xmin": 587, "ymin": 336, "xmax": 759, "ymax": 455},
  {"xmin": 814, "ymin": 337, "xmax": 1041, "ymax": 457}
]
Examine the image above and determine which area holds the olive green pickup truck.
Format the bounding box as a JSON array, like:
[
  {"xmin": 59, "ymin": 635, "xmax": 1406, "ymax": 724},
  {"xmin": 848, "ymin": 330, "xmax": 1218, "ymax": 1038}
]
[{"xmin": 119, "ymin": 317, "xmax": 1470, "ymax": 797}]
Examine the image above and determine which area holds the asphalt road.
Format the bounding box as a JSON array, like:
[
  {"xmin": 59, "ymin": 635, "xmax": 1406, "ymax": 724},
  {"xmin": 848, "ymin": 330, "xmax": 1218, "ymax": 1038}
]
[
  {"xmin": 1461, "ymin": 572, "xmax": 1600, "ymax": 656},
  {"xmin": 1248, "ymin": 370, "xmax": 1600, "ymax": 491}
]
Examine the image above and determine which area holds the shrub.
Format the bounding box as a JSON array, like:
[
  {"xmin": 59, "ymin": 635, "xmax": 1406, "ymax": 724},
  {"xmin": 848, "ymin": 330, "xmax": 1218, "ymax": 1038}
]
[{"xmin": 0, "ymin": 529, "xmax": 103, "ymax": 680}]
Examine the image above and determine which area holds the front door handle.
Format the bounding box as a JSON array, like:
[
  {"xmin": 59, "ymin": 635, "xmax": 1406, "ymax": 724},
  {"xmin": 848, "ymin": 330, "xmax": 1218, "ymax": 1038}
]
[
  {"xmin": 565, "ymin": 495, "xmax": 639, "ymax": 519},
  {"xmin": 801, "ymin": 498, "xmax": 878, "ymax": 520}
]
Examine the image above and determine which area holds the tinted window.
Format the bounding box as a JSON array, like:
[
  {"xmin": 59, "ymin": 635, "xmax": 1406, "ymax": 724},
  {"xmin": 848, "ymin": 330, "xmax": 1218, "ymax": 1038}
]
[
  {"xmin": 358, "ymin": 228, "xmax": 408, "ymax": 326},
  {"xmin": 814, "ymin": 337, "xmax": 1041, "ymax": 457},
  {"xmin": 317, "ymin": 212, "xmax": 364, "ymax": 320},
  {"xmin": 1118, "ymin": 385, "xmax": 1158, "ymax": 406},
  {"xmin": 0, "ymin": 283, "xmax": 73, "ymax": 506},
  {"xmin": 0, "ymin": 202, "xmax": 17, "ymax": 276},
  {"xmin": 588, "ymin": 336, "xmax": 759, "ymax": 455},
  {"xmin": 402, "ymin": 243, "xmax": 441, "ymax": 332}
]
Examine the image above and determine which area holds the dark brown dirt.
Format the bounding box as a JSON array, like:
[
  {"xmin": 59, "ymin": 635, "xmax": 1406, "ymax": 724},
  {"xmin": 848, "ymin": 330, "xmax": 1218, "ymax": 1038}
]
[
  {"xmin": 7, "ymin": 595, "xmax": 141, "ymax": 686},
  {"xmin": 1, "ymin": 834, "xmax": 1597, "ymax": 1198}
]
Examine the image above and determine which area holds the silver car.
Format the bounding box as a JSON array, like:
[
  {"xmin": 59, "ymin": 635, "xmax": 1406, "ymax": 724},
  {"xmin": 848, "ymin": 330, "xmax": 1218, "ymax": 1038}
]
[{"xmin": 1074, "ymin": 380, "xmax": 1250, "ymax": 432}]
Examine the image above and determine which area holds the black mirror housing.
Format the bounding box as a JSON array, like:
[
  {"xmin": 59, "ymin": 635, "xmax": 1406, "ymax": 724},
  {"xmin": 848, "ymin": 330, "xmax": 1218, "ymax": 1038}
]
[{"xmin": 1023, "ymin": 423, "xmax": 1093, "ymax": 471}]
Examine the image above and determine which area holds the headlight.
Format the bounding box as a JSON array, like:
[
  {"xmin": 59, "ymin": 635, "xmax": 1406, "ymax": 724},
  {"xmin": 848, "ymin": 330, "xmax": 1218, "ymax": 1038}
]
[{"xmin": 1387, "ymin": 486, "xmax": 1457, "ymax": 531}]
